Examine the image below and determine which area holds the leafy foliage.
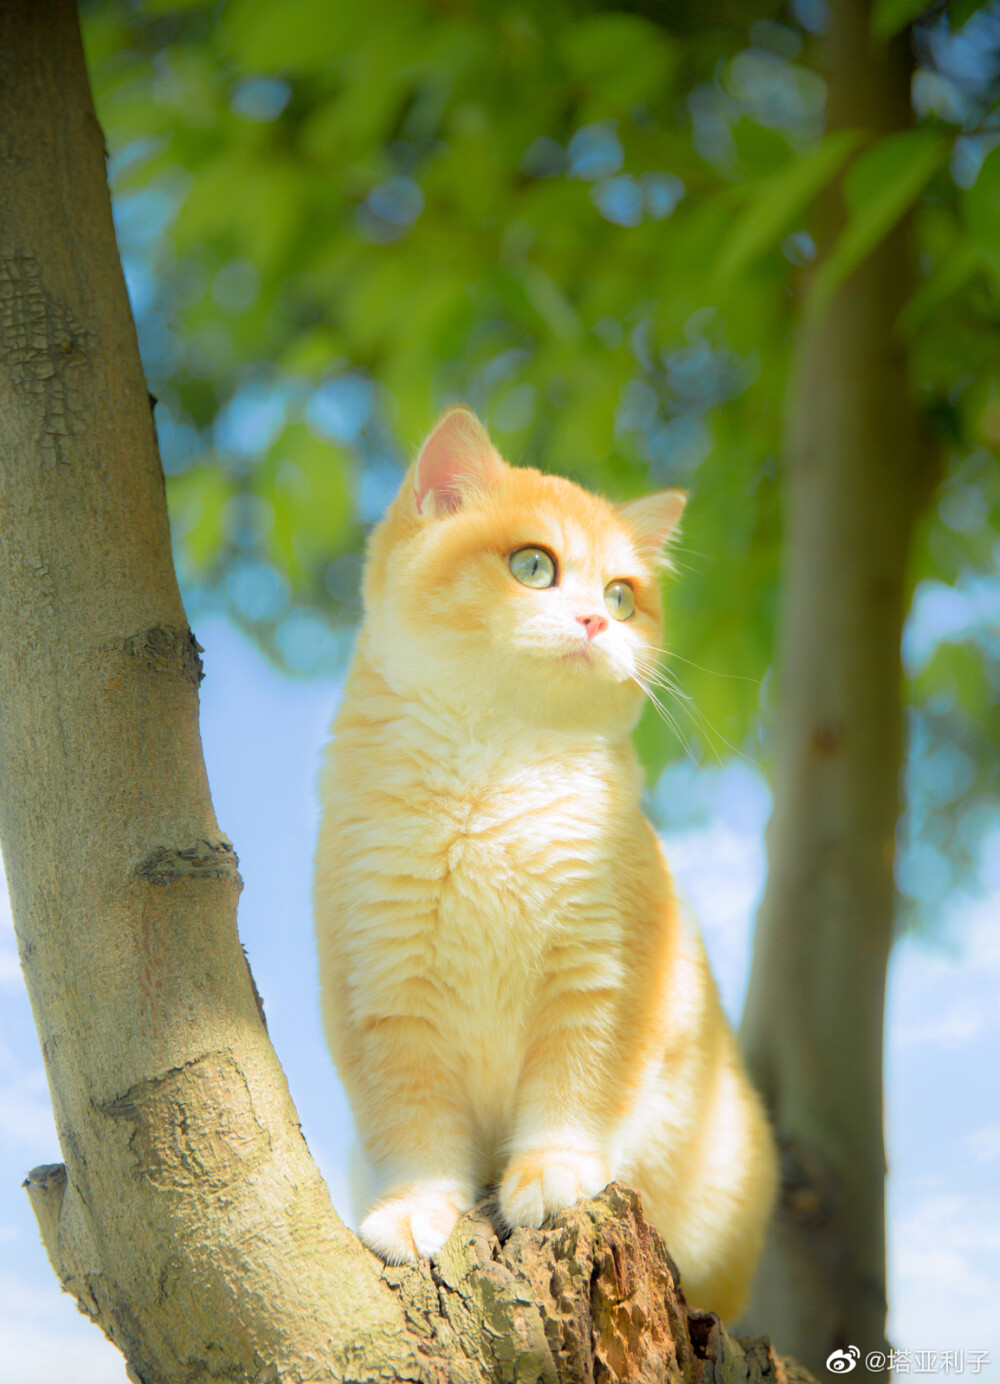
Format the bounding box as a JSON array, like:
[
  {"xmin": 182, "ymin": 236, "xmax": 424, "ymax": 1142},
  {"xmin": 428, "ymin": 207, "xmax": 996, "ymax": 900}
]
[{"xmin": 81, "ymin": 0, "xmax": 1000, "ymax": 923}]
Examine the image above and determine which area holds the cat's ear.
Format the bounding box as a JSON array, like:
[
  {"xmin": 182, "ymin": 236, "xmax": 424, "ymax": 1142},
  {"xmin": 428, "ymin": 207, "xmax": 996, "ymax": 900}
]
[
  {"xmin": 618, "ymin": 490, "xmax": 687, "ymax": 560},
  {"xmin": 412, "ymin": 406, "xmax": 502, "ymax": 516}
]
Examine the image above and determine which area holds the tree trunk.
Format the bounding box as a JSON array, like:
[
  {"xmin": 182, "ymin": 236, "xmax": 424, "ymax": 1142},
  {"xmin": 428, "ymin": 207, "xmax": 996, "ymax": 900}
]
[
  {"xmin": 0, "ymin": 2, "xmax": 813, "ymax": 1379},
  {"xmin": 739, "ymin": 2, "xmax": 939, "ymax": 1376},
  {"xmin": 0, "ymin": 1, "xmax": 425, "ymax": 1378}
]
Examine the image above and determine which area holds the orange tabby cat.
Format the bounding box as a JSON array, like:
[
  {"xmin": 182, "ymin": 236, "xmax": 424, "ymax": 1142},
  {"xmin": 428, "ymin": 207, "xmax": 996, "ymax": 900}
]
[{"xmin": 313, "ymin": 406, "xmax": 776, "ymax": 1321}]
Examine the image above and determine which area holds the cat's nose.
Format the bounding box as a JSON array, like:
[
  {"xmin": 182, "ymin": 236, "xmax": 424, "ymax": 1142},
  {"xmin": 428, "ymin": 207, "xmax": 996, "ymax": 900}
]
[{"xmin": 576, "ymin": 614, "xmax": 608, "ymax": 640}]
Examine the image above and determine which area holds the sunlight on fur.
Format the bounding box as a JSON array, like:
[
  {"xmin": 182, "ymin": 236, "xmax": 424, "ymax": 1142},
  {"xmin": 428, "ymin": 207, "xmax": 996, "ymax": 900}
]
[{"xmin": 313, "ymin": 406, "xmax": 776, "ymax": 1322}]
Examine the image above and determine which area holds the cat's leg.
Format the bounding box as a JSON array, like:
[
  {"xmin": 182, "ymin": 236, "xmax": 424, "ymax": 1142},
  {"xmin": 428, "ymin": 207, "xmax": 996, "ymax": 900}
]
[
  {"xmin": 348, "ymin": 1013, "xmax": 475, "ymax": 1263},
  {"xmin": 622, "ymin": 1036, "xmax": 777, "ymax": 1323},
  {"xmin": 498, "ymin": 991, "xmax": 618, "ymax": 1229}
]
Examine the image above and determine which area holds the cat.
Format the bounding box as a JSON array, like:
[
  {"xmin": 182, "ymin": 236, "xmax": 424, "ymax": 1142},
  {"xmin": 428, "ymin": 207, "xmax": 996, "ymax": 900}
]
[{"xmin": 313, "ymin": 405, "xmax": 777, "ymax": 1322}]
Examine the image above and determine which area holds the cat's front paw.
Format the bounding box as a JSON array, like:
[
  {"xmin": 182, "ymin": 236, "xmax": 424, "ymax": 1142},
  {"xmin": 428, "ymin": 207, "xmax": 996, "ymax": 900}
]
[
  {"xmin": 499, "ymin": 1146, "xmax": 609, "ymax": 1229},
  {"xmin": 359, "ymin": 1181, "xmax": 469, "ymax": 1263}
]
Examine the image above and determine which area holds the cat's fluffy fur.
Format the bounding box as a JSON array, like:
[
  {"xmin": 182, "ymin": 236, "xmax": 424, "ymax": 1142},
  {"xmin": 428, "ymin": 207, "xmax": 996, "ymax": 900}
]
[{"xmin": 314, "ymin": 407, "xmax": 776, "ymax": 1321}]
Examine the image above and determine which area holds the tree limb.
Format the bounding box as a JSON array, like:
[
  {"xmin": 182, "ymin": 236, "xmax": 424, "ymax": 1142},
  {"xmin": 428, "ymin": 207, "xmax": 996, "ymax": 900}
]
[{"xmin": 26, "ymin": 1170, "xmax": 814, "ymax": 1384}]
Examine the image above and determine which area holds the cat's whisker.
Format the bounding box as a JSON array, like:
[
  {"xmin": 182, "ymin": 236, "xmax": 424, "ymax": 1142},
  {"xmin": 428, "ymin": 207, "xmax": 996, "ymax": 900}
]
[
  {"xmin": 672, "ymin": 686, "xmax": 762, "ymax": 768},
  {"xmin": 643, "ymin": 646, "xmax": 762, "ymax": 687},
  {"xmin": 664, "ymin": 544, "xmax": 718, "ymax": 571},
  {"xmin": 642, "ymin": 666, "xmax": 696, "ymax": 705},
  {"xmin": 659, "ymin": 554, "xmax": 700, "ymax": 578},
  {"xmin": 636, "ymin": 649, "xmax": 764, "ymax": 769},
  {"xmin": 630, "ymin": 672, "xmax": 702, "ymax": 769},
  {"xmin": 633, "ymin": 659, "xmax": 760, "ymax": 770}
]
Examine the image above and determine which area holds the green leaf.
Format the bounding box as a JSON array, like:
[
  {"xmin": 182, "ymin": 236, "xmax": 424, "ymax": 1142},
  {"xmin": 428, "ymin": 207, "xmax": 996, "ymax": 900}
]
[
  {"xmin": 539, "ymin": 360, "xmax": 623, "ymax": 475},
  {"xmin": 949, "ymin": 0, "xmax": 988, "ymax": 29},
  {"xmin": 912, "ymin": 640, "xmax": 994, "ymax": 720},
  {"xmin": 900, "ymin": 240, "xmax": 982, "ymax": 330},
  {"xmin": 513, "ymin": 262, "xmax": 583, "ymax": 343},
  {"xmin": 139, "ymin": 0, "xmax": 216, "ymax": 12},
  {"xmin": 871, "ymin": 0, "xmax": 932, "ymax": 40},
  {"xmin": 557, "ymin": 14, "xmax": 676, "ymax": 116},
  {"xmin": 173, "ymin": 153, "xmax": 307, "ymax": 270},
  {"xmin": 806, "ymin": 130, "xmax": 948, "ymax": 324},
  {"xmin": 280, "ymin": 326, "xmax": 344, "ymax": 379},
  {"xmin": 716, "ymin": 130, "xmax": 863, "ymax": 284},
  {"xmin": 259, "ymin": 424, "xmax": 354, "ymax": 584},
  {"xmin": 168, "ymin": 467, "xmax": 232, "ymax": 572},
  {"xmin": 220, "ymin": 0, "xmax": 366, "ymax": 72},
  {"xmin": 729, "ymin": 119, "xmax": 802, "ymax": 179},
  {"xmin": 964, "ymin": 143, "xmax": 1000, "ymax": 285}
]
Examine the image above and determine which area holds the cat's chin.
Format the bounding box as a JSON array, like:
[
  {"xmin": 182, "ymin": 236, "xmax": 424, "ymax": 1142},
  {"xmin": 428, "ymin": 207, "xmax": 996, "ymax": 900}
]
[
  {"xmin": 550, "ymin": 644, "xmax": 624, "ymax": 683},
  {"xmin": 496, "ymin": 658, "xmax": 644, "ymax": 736},
  {"xmin": 524, "ymin": 636, "xmax": 612, "ymax": 672}
]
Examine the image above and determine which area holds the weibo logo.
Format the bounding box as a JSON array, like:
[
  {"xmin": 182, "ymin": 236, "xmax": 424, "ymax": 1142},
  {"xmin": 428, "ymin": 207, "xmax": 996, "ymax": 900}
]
[{"xmin": 826, "ymin": 1348, "xmax": 861, "ymax": 1373}]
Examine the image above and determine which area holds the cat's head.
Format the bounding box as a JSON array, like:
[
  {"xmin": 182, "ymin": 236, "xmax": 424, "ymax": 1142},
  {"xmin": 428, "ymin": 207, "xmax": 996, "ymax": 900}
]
[{"xmin": 361, "ymin": 407, "xmax": 685, "ymax": 736}]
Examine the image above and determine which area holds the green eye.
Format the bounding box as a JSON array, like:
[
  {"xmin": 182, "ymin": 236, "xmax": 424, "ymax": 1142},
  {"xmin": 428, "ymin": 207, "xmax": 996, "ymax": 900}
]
[
  {"xmin": 604, "ymin": 580, "xmax": 635, "ymax": 621},
  {"xmin": 509, "ymin": 547, "xmax": 556, "ymax": 589}
]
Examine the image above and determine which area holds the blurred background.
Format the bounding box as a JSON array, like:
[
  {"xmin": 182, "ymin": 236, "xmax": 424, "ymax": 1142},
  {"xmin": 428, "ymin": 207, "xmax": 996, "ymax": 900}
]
[{"xmin": 1, "ymin": 0, "xmax": 999, "ymax": 1378}]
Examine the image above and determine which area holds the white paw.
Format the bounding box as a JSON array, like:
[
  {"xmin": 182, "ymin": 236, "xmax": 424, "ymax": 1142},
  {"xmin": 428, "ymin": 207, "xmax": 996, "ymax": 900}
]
[
  {"xmin": 499, "ymin": 1146, "xmax": 609, "ymax": 1229},
  {"xmin": 359, "ymin": 1182, "xmax": 469, "ymax": 1263}
]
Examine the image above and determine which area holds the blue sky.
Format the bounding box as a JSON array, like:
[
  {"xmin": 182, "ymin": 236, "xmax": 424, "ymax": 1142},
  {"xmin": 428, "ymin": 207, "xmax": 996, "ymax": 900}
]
[{"xmin": 0, "ymin": 615, "xmax": 997, "ymax": 1383}]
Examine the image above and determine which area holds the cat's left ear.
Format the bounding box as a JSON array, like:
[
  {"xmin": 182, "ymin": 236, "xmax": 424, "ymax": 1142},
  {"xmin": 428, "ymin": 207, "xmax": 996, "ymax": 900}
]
[
  {"xmin": 412, "ymin": 406, "xmax": 503, "ymax": 516},
  {"xmin": 617, "ymin": 490, "xmax": 687, "ymax": 559}
]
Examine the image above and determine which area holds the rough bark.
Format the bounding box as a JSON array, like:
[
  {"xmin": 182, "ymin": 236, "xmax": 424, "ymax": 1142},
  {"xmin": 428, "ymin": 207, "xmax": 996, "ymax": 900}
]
[
  {"xmin": 0, "ymin": 1, "xmax": 423, "ymax": 1379},
  {"xmin": 739, "ymin": 2, "xmax": 940, "ymax": 1377},
  {"xmin": 0, "ymin": 2, "xmax": 814, "ymax": 1380},
  {"xmin": 27, "ymin": 1170, "xmax": 815, "ymax": 1384}
]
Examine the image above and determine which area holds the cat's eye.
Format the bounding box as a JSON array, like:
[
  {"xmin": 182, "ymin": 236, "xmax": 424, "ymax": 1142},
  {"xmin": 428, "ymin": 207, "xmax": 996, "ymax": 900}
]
[
  {"xmin": 509, "ymin": 547, "xmax": 556, "ymax": 589},
  {"xmin": 604, "ymin": 580, "xmax": 635, "ymax": 621}
]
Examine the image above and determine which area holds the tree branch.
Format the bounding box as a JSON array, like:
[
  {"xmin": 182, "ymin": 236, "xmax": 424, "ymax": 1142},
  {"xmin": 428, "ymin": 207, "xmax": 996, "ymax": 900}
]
[{"xmin": 27, "ymin": 1171, "xmax": 814, "ymax": 1384}]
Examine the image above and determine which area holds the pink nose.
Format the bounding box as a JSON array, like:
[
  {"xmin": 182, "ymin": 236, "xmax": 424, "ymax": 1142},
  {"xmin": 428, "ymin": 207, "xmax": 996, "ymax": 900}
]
[{"xmin": 577, "ymin": 614, "xmax": 608, "ymax": 640}]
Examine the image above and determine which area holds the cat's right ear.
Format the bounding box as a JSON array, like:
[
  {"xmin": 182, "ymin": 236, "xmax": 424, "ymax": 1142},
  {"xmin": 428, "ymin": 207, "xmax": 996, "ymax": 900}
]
[
  {"xmin": 412, "ymin": 407, "xmax": 502, "ymax": 517},
  {"xmin": 617, "ymin": 489, "xmax": 687, "ymax": 563}
]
